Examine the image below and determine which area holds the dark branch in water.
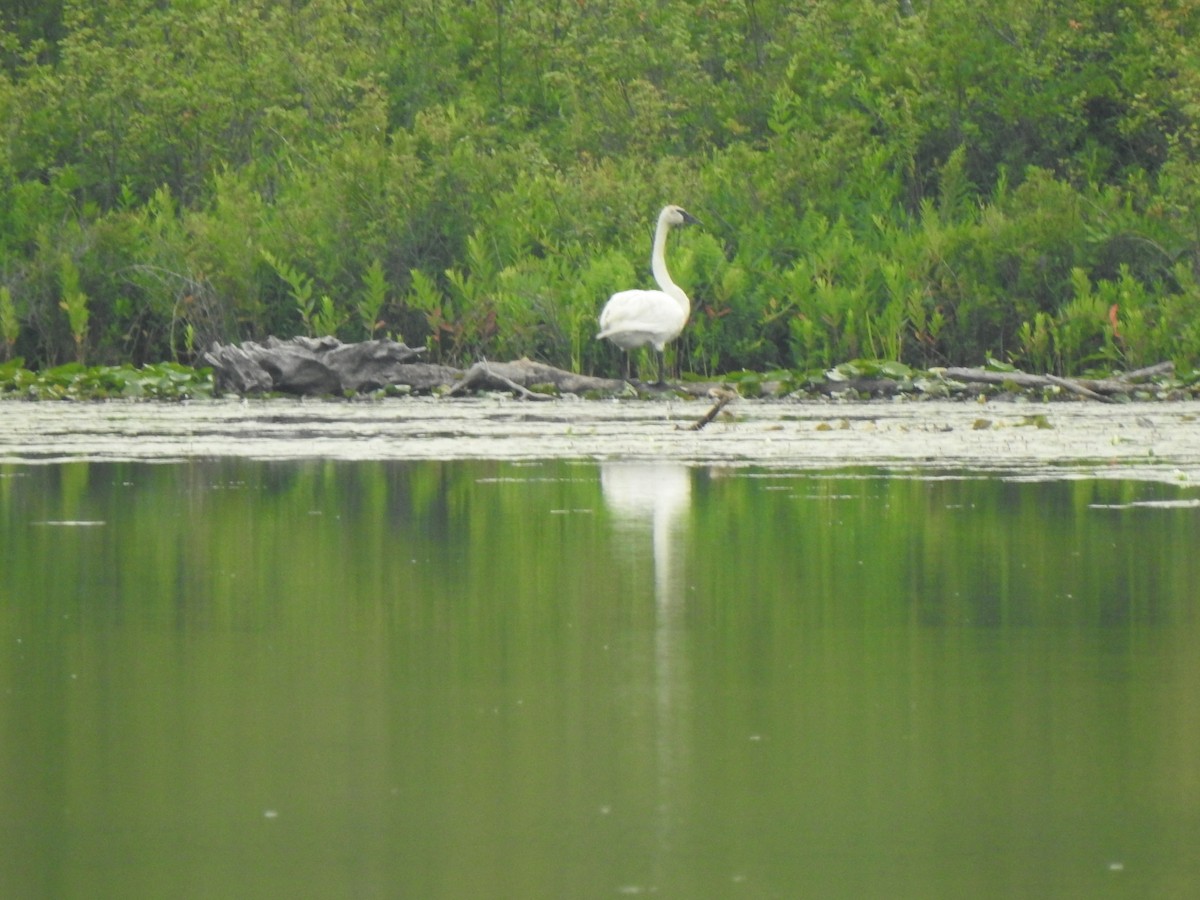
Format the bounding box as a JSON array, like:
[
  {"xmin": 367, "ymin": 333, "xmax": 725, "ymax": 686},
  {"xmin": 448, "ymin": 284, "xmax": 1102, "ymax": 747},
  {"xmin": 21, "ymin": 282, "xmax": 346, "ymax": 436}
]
[{"xmin": 681, "ymin": 388, "xmax": 738, "ymax": 431}]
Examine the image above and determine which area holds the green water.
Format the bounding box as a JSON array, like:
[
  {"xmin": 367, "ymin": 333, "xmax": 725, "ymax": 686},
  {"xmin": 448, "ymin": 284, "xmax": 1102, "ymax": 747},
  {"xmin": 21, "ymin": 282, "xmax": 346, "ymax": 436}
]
[{"xmin": 2, "ymin": 460, "xmax": 1198, "ymax": 898}]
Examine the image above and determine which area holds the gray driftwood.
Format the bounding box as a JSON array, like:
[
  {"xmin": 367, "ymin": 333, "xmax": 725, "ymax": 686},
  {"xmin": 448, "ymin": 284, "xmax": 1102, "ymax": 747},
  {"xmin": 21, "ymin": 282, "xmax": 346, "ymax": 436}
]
[
  {"xmin": 201, "ymin": 336, "xmax": 1176, "ymax": 401},
  {"xmin": 202, "ymin": 338, "xmax": 630, "ymax": 397},
  {"xmin": 943, "ymin": 365, "xmax": 1177, "ymax": 402},
  {"xmin": 202, "ymin": 336, "xmax": 457, "ymax": 395},
  {"xmin": 680, "ymin": 388, "xmax": 739, "ymax": 431},
  {"xmin": 447, "ymin": 358, "xmax": 628, "ymax": 398},
  {"xmin": 808, "ymin": 362, "xmax": 1178, "ymax": 401}
]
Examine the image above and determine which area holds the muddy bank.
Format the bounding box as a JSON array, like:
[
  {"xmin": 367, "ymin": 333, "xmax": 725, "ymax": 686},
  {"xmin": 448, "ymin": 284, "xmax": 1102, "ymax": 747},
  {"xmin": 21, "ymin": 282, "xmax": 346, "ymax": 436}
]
[{"xmin": 3, "ymin": 396, "xmax": 1200, "ymax": 485}]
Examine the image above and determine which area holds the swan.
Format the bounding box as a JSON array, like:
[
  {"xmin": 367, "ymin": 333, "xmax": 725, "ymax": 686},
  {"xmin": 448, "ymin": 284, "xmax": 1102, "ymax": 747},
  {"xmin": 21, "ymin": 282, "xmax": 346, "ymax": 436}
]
[{"xmin": 597, "ymin": 204, "xmax": 700, "ymax": 384}]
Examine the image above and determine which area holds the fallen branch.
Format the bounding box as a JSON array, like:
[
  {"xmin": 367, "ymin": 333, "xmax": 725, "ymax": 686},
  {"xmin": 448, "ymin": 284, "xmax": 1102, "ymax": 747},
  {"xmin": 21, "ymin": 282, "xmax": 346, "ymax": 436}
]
[
  {"xmin": 680, "ymin": 388, "xmax": 738, "ymax": 431},
  {"xmin": 813, "ymin": 377, "xmax": 907, "ymax": 398},
  {"xmin": 1043, "ymin": 374, "xmax": 1116, "ymax": 403},
  {"xmin": 446, "ymin": 358, "xmax": 627, "ymax": 398},
  {"xmin": 1117, "ymin": 361, "xmax": 1174, "ymax": 383},
  {"xmin": 448, "ymin": 360, "xmax": 556, "ymax": 400},
  {"xmin": 944, "ymin": 367, "xmax": 1119, "ymax": 402}
]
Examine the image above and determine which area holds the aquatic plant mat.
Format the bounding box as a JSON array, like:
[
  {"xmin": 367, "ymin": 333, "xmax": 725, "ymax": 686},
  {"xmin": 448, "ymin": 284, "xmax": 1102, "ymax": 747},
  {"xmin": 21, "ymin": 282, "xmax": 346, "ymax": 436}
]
[{"xmin": 3, "ymin": 398, "xmax": 1199, "ymax": 485}]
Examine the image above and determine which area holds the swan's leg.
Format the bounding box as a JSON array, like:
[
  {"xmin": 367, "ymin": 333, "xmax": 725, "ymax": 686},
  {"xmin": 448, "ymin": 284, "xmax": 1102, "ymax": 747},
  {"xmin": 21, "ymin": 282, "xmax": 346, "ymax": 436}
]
[{"xmin": 656, "ymin": 348, "xmax": 668, "ymax": 386}]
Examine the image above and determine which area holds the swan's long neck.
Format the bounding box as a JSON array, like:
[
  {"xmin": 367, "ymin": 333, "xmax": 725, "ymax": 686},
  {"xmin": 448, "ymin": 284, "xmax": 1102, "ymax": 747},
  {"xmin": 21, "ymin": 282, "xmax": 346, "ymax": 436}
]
[{"xmin": 650, "ymin": 213, "xmax": 689, "ymax": 315}]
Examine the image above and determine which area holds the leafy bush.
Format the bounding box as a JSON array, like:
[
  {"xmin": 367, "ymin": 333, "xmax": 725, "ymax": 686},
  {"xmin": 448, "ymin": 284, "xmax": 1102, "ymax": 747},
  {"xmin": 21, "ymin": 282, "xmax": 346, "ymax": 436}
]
[{"xmin": 1, "ymin": 0, "xmax": 1198, "ymax": 376}]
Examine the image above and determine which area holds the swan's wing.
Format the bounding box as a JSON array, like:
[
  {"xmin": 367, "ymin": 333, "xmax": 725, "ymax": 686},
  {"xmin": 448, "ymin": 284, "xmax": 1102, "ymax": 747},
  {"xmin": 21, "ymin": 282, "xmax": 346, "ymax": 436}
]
[{"xmin": 597, "ymin": 290, "xmax": 686, "ymax": 344}]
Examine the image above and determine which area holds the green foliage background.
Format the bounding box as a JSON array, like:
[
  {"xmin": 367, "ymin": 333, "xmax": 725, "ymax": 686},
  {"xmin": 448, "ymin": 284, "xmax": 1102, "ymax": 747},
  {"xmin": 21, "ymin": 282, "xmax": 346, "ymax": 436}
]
[{"xmin": 1, "ymin": 0, "xmax": 1199, "ymax": 376}]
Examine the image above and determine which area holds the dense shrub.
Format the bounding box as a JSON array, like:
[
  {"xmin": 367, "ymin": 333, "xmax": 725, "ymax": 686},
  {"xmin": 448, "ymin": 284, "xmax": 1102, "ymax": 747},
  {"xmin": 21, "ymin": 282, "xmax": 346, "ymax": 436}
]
[{"xmin": 1, "ymin": 0, "xmax": 1198, "ymax": 375}]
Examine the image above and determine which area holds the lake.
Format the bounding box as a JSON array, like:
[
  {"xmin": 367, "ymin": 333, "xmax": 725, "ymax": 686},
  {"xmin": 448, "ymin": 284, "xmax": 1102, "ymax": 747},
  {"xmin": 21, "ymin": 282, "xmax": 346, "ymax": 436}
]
[
  {"xmin": 3, "ymin": 432, "xmax": 1199, "ymax": 896},
  {"xmin": 2, "ymin": 403, "xmax": 1200, "ymax": 900}
]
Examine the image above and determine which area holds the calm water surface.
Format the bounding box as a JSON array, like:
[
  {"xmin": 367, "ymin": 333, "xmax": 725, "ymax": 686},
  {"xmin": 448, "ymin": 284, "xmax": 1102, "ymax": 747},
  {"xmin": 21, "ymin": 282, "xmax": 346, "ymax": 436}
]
[{"xmin": 2, "ymin": 460, "xmax": 1198, "ymax": 898}]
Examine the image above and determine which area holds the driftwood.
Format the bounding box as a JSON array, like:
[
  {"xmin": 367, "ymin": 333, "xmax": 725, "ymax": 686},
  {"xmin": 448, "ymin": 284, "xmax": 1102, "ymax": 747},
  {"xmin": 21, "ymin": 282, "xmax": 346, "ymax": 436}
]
[
  {"xmin": 944, "ymin": 363, "xmax": 1177, "ymax": 402},
  {"xmin": 202, "ymin": 336, "xmax": 458, "ymax": 395},
  {"xmin": 203, "ymin": 338, "xmax": 634, "ymax": 397},
  {"xmin": 680, "ymin": 388, "xmax": 738, "ymax": 431},
  {"xmin": 809, "ymin": 361, "xmax": 1179, "ymax": 402},
  {"xmin": 813, "ymin": 377, "xmax": 909, "ymax": 398},
  {"xmin": 1114, "ymin": 361, "xmax": 1176, "ymax": 382},
  {"xmin": 444, "ymin": 358, "xmax": 726, "ymax": 399},
  {"xmin": 943, "ymin": 368, "xmax": 1114, "ymax": 402},
  {"xmin": 201, "ymin": 336, "xmax": 1180, "ymax": 402},
  {"xmin": 447, "ymin": 358, "xmax": 628, "ymax": 398}
]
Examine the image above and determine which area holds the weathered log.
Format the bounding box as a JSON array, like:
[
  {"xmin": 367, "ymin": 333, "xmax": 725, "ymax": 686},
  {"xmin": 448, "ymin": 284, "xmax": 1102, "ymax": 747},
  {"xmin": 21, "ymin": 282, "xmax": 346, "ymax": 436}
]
[
  {"xmin": 446, "ymin": 359, "xmax": 726, "ymax": 399},
  {"xmin": 945, "ymin": 367, "xmax": 1049, "ymax": 389},
  {"xmin": 944, "ymin": 367, "xmax": 1118, "ymax": 402},
  {"xmin": 201, "ymin": 336, "xmax": 1178, "ymax": 401},
  {"xmin": 202, "ymin": 336, "xmax": 458, "ymax": 395},
  {"xmin": 447, "ymin": 358, "xmax": 628, "ymax": 398},
  {"xmin": 812, "ymin": 377, "xmax": 906, "ymax": 398},
  {"xmin": 203, "ymin": 339, "xmax": 635, "ymax": 397},
  {"xmin": 1116, "ymin": 361, "xmax": 1174, "ymax": 383}
]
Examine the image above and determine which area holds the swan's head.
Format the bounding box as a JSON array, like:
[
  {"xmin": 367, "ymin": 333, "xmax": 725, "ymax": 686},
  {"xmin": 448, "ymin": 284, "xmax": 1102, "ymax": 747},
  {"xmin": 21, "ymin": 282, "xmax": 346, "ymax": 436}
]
[{"xmin": 660, "ymin": 204, "xmax": 702, "ymax": 229}]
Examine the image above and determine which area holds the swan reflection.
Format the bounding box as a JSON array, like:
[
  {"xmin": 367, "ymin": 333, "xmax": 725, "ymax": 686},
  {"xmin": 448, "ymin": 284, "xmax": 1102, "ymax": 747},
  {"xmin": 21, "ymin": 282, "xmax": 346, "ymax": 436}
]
[
  {"xmin": 600, "ymin": 461, "xmax": 693, "ymax": 883},
  {"xmin": 601, "ymin": 461, "xmax": 691, "ymax": 606}
]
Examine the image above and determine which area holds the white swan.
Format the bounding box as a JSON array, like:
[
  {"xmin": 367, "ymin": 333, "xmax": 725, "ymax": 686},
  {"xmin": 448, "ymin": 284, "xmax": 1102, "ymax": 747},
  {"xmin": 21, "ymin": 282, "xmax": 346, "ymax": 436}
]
[{"xmin": 597, "ymin": 204, "xmax": 700, "ymax": 384}]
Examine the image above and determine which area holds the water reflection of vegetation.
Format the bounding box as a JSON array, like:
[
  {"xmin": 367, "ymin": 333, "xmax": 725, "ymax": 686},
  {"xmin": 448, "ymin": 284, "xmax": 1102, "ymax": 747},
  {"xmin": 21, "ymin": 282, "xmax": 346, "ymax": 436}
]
[
  {"xmin": 3, "ymin": 461, "xmax": 1197, "ymax": 635},
  {"xmin": 3, "ymin": 461, "xmax": 1199, "ymax": 896},
  {"xmin": 693, "ymin": 471, "xmax": 1200, "ymax": 629}
]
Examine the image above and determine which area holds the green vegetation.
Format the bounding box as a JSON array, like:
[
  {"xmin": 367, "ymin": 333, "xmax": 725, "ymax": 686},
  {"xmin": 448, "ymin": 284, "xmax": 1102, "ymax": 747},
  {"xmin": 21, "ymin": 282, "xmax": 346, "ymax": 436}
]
[
  {"xmin": 1, "ymin": 0, "xmax": 1199, "ymax": 378},
  {"xmin": 0, "ymin": 285, "xmax": 18, "ymax": 359},
  {"xmin": 0, "ymin": 359, "xmax": 212, "ymax": 400}
]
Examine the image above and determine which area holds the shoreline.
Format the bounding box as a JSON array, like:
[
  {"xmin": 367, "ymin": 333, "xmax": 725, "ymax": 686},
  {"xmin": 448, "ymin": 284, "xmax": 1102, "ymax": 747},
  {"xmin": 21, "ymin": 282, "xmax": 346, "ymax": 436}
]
[{"xmin": 2, "ymin": 396, "xmax": 1199, "ymax": 486}]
